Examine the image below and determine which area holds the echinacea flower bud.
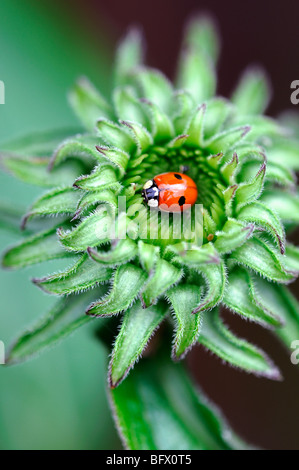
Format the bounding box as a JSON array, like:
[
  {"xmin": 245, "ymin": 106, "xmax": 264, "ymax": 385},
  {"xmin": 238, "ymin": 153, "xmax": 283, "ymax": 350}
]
[{"xmin": 1, "ymin": 14, "xmax": 299, "ymax": 450}]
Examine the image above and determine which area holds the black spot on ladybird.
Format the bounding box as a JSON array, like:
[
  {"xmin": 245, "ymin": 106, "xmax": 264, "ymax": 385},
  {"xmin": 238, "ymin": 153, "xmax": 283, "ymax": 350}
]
[
  {"xmin": 174, "ymin": 173, "xmax": 183, "ymax": 180},
  {"xmin": 178, "ymin": 196, "xmax": 186, "ymax": 206}
]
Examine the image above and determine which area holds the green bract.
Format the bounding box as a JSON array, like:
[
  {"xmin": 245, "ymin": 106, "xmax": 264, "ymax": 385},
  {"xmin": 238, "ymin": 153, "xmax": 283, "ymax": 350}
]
[{"xmin": 1, "ymin": 15, "xmax": 299, "ymax": 449}]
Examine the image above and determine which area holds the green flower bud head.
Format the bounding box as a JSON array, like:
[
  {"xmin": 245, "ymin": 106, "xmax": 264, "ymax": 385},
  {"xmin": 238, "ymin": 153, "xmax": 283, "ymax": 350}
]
[{"xmin": 1, "ymin": 15, "xmax": 299, "ymax": 450}]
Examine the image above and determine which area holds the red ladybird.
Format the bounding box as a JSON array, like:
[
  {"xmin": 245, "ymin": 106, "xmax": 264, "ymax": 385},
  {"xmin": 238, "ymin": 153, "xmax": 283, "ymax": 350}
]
[{"xmin": 141, "ymin": 172, "xmax": 198, "ymax": 212}]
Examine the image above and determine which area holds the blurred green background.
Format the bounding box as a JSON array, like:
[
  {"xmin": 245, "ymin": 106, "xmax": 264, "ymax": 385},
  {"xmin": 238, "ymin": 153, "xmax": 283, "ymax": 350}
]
[{"xmin": 0, "ymin": 0, "xmax": 120, "ymax": 449}]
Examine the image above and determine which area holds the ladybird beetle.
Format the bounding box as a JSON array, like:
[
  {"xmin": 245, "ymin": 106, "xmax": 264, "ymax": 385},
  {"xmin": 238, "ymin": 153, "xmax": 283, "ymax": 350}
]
[{"xmin": 141, "ymin": 172, "xmax": 198, "ymax": 212}]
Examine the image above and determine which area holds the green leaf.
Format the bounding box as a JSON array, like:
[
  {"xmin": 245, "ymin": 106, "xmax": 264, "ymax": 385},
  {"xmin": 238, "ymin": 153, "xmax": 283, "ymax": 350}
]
[
  {"xmin": 126, "ymin": 153, "xmax": 148, "ymax": 171},
  {"xmin": 266, "ymin": 162, "xmax": 296, "ymax": 187},
  {"xmin": 232, "ymin": 67, "xmax": 271, "ymax": 115},
  {"xmin": 49, "ymin": 135, "xmax": 104, "ymax": 170},
  {"xmin": 184, "ymin": 104, "xmax": 206, "ymax": 147},
  {"xmin": 234, "ymin": 162, "xmax": 266, "ymax": 208},
  {"xmin": 96, "ymin": 119, "xmax": 136, "ymax": 154},
  {"xmin": 87, "ymin": 238, "xmax": 137, "ymax": 266},
  {"xmin": 172, "ymin": 90, "xmax": 195, "ymax": 135},
  {"xmin": 237, "ymin": 201, "xmax": 285, "ymax": 254},
  {"xmin": 120, "ymin": 120, "xmax": 153, "ymax": 153},
  {"xmin": 22, "ymin": 187, "xmax": 81, "ymax": 228},
  {"xmin": 220, "ymin": 152, "xmax": 238, "ymax": 184},
  {"xmin": 74, "ymin": 189, "xmax": 117, "ymax": 220},
  {"xmin": 223, "ymin": 267, "xmax": 283, "ymax": 327},
  {"xmin": 113, "ymin": 86, "xmax": 148, "ymax": 127},
  {"xmin": 229, "ymin": 236, "xmax": 293, "ymax": 283},
  {"xmin": 223, "ymin": 184, "xmax": 238, "ymax": 207},
  {"xmin": 58, "ymin": 206, "xmax": 113, "ymax": 251},
  {"xmin": 141, "ymin": 259, "xmax": 183, "ymax": 308},
  {"xmin": 183, "ymin": 15, "xmax": 219, "ymax": 64},
  {"xmin": 192, "ymin": 261, "xmax": 226, "ymax": 313},
  {"xmin": 140, "ymin": 99, "xmax": 174, "ymax": 142},
  {"xmin": 167, "ymin": 134, "xmax": 190, "ymax": 148},
  {"xmin": 68, "ymin": 76, "xmax": 113, "ymax": 131},
  {"xmin": 266, "ymin": 138, "xmax": 299, "ymax": 171},
  {"xmin": 133, "ymin": 68, "xmax": 173, "ymax": 113},
  {"xmin": 33, "ymin": 253, "xmax": 112, "ymax": 295},
  {"xmin": 167, "ymin": 284, "xmax": 202, "ymax": 360},
  {"xmin": 239, "ymin": 159, "xmax": 295, "ymax": 188},
  {"xmin": 253, "ymin": 278, "xmax": 299, "ymax": 348},
  {"xmin": 2, "ymin": 224, "xmax": 72, "ymax": 269},
  {"xmin": 204, "ymin": 98, "xmax": 232, "ymax": 140},
  {"xmin": 109, "ymin": 300, "xmax": 167, "ymax": 387},
  {"xmin": 0, "ymin": 203, "xmax": 27, "ymax": 234},
  {"xmin": 198, "ymin": 308, "xmax": 281, "ymax": 379},
  {"xmin": 110, "ymin": 352, "xmax": 249, "ymax": 450},
  {"xmin": 282, "ymin": 243, "xmax": 299, "ymax": 274},
  {"xmin": 173, "ymin": 242, "xmax": 219, "ymax": 266},
  {"xmin": 176, "ymin": 48, "xmax": 216, "ymax": 104},
  {"xmin": 236, "ymin": 116, "xmax": 283, "ymax": 142},
  {"xmin": 214, "ymin": 218, "xmax": 254, "ymax": 254},
  {"xmin": 1, "ymin": 128, "xmax": 80, "ymax": 157},
  {"xmin": 202, "ymin": 207, "xmax": 218, "ymax": 235},
  {"xmin": 86, "ymin": 263, "xmax": 147, "ymax": 316},
  {"xmin": 138, "ymin": 240, "xmax": 160, "ymax": 273},
  {"xmin": 260, "ymin": 189, "xmax": 299, "ymax": 224},
  {"xmin": 95, "ymin": 146, "xmax": 130, "ymax": 177},
  {"xmin": 6, "ymin": 289, "xmax": 106, "ymax": 365},
  {"xmin": 73, "ymin": 164, "xmax": 121, "ymax": 192},
  {"xmin": 206, "ymin": 126, "xmax": 250, "ymax": 153},
  {"xmin": 231, "ymin": 144, "xmax": 265, "ymax": 165},
  {"xmin": 115, "ymin": 28, "xmax": 144, "ymax": 85},
  {"xmin": 0, "ymin": 152, "xmax": 83, "ymax": 187}
]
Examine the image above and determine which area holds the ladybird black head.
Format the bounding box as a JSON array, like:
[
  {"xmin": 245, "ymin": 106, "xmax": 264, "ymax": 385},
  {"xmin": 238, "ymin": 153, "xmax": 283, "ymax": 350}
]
[{"xmin": 142, "ymin": 180, "xmax": 160, "ymax": 208}]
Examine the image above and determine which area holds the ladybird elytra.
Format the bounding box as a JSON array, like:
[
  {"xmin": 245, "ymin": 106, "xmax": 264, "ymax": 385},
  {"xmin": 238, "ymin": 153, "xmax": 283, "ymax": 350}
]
[{"xmin": 141, "ymin": 172, "xmax": 198, "ymax": 212}]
